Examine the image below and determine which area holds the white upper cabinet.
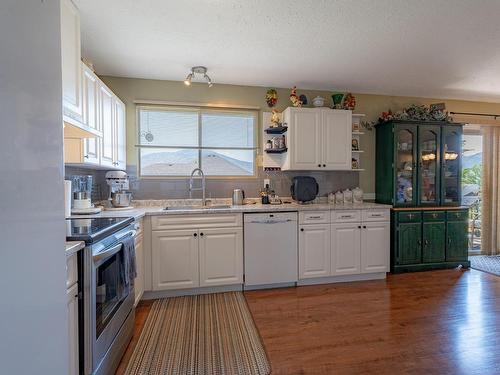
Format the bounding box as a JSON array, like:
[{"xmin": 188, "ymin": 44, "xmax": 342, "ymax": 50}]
[
  {"xmin": 285, "ymin": 108, "xmax": 322, "ymax": 170},
  {"xmin": 82, "ymin": 64, "xmax": 99, "ymax": 165},
  {"xmin": 282, "ymin": 107, "xmax": 352, "ymax": 171},
  {"xmin": 61, "ymin": 0, "xmax": 83, "ymax": 124},
  {"xmin": 99, "ymin": 83, "xmax": 115, "ymax": 168},
  {"xmin": 114, "ymin": 98, "xmax": 127, "ymax": 170},
  {"xmin": 322, "ymin": 109, "xmax": 352, "ymax": 169}
]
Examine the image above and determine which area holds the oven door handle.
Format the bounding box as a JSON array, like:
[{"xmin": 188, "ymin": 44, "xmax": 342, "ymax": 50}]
[{"xmin": 93, "ymin": 230, "xmax": 136, "ymax": 262}]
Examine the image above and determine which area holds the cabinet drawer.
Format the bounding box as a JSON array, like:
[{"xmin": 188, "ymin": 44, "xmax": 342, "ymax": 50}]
[
  {"xmin": 446, "ymin": 210, "xmax": 468, "ymax": 222},
  {"xmin": 134, "ymin": 218, "xmax": 143, "ymax": 235},
  {"xmin": 299, "ymin": 211, "xmax": 330, "ymax": 224},
  {"xmin": 66, "ymin": 253, "xmax": 78, "ymax": 289},
  {"xmin": 397, "ymin": 211, "xmax": 422, "ymax": 223},
  {"xmin": 423, "ymin": 211, "xmax": 445, "ymax": 222},
  {"xmin": 151, "ymin": 213, "xmax": 242, "ymax": 230},
  {"xmin": 362, "ymin": 209, "xmax": 390, "ymax": 222},
  {"xmin": 331, "ymin": 210, "xmax": 361, "ymax": 223}
]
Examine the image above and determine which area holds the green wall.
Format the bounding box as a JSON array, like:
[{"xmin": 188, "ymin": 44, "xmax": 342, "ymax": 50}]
[{"xmin": 100, "ymin": 76, "xmax": 500, "ymax": 194}]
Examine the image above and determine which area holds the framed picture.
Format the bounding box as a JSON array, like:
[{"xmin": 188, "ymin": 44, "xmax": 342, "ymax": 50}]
[
  {"xmin": 352, "ymin": 122, "xmax": 360, "ymax": 132},
  {"xmin": 352, "ymin": 138, "xmax": 359, "ymax": 151}
]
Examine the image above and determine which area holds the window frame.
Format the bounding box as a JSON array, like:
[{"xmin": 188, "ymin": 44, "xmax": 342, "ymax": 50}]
[{"xmin": 136, "ymin": 105, "xmax": 258, "ymax": 179}]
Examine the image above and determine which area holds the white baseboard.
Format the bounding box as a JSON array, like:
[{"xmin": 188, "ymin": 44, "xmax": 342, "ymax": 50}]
[
  {"xmin": 142, "ymin": 284, "xmax": 243, "ymax": 299},
  {"xmin": 297, "ymin": 272, "xmax": 386, "ymax": 286}
]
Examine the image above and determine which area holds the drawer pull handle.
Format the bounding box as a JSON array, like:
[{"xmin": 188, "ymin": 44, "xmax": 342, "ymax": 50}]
[
  {"xmin": 340, "ymin": 215, "xmax": 352, "ymax": 219},
  {"xmin": 371, "ymin": 214, "xmax": 382, "ymax": 217},
  {"xmin": 309, "ymin": 216, "xmax": 321, "ymax": 219}
]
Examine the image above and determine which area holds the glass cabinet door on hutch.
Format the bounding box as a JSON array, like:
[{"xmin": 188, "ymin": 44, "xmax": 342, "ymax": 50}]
[
  {"xmin": 418, "ymin": 126, "xmax": 440, "ymax": 205},
  {"xmin": 442, "ymin": 126, "xmax": 462, "ymax": 206},
  {"xmin": 395, "ymin": 125, "xmax": 417, "ymax": 206}
]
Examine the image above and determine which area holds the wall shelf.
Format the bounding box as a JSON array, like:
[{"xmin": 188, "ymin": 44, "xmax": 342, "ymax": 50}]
[
  {"xmin": 352, "ymin": 131, "xmax": 365, "ymax": 135},
  {"xmin": 352, "ymin": 150, "xmax": 364, "ymax": 153},
  {"xmin": 265, "ymin": 148, "xmax": 287, "ymax": 154},
  {"xmin": 264, "ymin": 126, "xmax": 288, "ymax": 134}
]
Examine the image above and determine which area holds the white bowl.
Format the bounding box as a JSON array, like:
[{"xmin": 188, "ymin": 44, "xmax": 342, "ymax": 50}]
[{"xmin": 312, "ymin": 96, "xmax": 325, "ymax": 107}]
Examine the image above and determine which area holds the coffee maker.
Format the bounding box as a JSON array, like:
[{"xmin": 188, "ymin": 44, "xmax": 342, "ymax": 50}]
[
  {"xmin": 71, "ymin": 175, "xmax": 102, "ymax": 214},
  {"xmin": 105, "ymin": 171, "xmax": 133, "ymax": 210}
]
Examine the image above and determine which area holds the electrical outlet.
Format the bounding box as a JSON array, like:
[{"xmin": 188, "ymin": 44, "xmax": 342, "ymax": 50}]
[{"xmin": 264, "ymin": 179, "xmax": 270, "ymax": 188}]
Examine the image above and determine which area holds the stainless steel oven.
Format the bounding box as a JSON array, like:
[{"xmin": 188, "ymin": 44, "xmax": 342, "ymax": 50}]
[{"xmin": 81, "ymin": 222, "xmax": 136, "ymax": 375}]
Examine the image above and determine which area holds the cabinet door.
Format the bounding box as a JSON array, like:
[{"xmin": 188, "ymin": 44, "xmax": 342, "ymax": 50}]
[
  {"xmin": 397, "ymin": 222, "xmax": 422, "ymax": 265},
  {"xmin": 290, "ymin": 109, "xmax": 322, "ymax": 170},
  {"xmin": 299, "ymin": 224, "xmax": 331, "ymax": 279},
  {"xmin": 331, "ymin": 223, "xmax": 361, "ymax": 275},
  {"xmin": 99, "ymin": 83, "xmax": 115, "ymax": 167},
  {"xmin": 322, "ymin": 109, "xmax": 351, "ymax": 170},
  {"xmin": 441, "ymin": 126, "xmax": 462, "ymax": 206},
  {"xmin": 134, "ymin": 233, "xmax": 144, "ymax": 306},
  {"xmin": 361, "ymin": 222, "xmax": 390, "ymax": 273},
  {"xmin": 61, "ymin": 0, "xmax": 83, "ymax": 123},
  {"xmin": 418, "ymin": 125, "xmax": 440, "ymax": 206},
  {"xmin": 152, "ymin": 230, "xmax": 199, "ymax": 290},
  {"xmin": 66, "ymin": 283, "xmax": 79, "ymax": 375},
  {"xmin": 446, "ymin": 221, "xmax": 468, "ymax": 261},
  {"xmin": 199, "ymin": 228, "xmax": 243, "ymax": 287},
  {"xmin": 82, "ymin": 65, "xmax": 100, "ymax": 165},
  {"xmin": 394, "ymin": 125, "xmax": 418, "ymax": 206},
  {"xmin": 114, "ymin": 99, "xmax": 126, "ymax": 170},
  {"xmin": 422, "ymin": 222, "xmax": 446, "ymax": 263}
]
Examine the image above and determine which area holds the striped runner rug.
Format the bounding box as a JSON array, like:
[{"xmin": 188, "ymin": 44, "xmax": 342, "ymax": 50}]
[{"xmin": 124, "ymin": 292, "xmax": 271, "ymax": 375}]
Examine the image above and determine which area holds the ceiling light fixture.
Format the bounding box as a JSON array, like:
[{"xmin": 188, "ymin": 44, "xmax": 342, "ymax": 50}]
[{"xmin": 184, "ymin": 66, "xmax": 213, "ymax": 87}]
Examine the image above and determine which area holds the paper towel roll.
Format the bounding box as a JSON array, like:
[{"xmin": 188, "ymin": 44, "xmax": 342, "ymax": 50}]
[{"xmin": 64, "ymin": 180, "xmax": 72, "ymax": 218}]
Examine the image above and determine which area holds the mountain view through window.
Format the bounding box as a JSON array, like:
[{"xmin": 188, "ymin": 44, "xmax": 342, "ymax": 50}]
[{"xmin": 138, "ymin": 107, "xmax": 256, "ymax": 177}]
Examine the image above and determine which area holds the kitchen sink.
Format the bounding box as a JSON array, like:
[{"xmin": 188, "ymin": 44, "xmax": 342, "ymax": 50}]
[{"xmin": 164, "ymin": 204, "xmax": 232, "ymax": 211}]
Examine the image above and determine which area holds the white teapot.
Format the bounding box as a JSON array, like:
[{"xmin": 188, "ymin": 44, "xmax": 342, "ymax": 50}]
[{"xmin": 343, "ymin": 189, "xmax": 353, "ymax": 204}]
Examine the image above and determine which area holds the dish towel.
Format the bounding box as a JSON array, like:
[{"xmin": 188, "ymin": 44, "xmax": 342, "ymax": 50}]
[{"xmin": 121, "ymin": 235, "xmax": 137, "ymax": 287}]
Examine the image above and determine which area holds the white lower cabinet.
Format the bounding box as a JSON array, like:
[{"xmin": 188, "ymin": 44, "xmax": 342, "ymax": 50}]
[
  {"xmin": 331, "ymin": 223, "xmax": 361, "ymax": 275},
  {"xmin": 299, "ymin": 224, "xmax": 331, "ymax": 279},
  {"xmin": 151, "ymin": 223, "xmax": 243, "ymax": 291},
  {"xmin": 66, "ymin": 282, "xmax": 79, "ymax": 375},
  {"xmin": 199, "ymin": 228, "xmax": 243, "ymax": 287},
  {"xmin": 134, "ymin": 220, "xmax": 144, "ymax": 305},
  {"xmin": 361, "ymin": 222, "xmax": 390, "ymax": 273},
  {"xmin": 299, "ymin": 210, "xmax": 390, "ymax": 281},
  {"xmin": 152, "ymin": 229, "xmax": 199, "ymax": 291}
]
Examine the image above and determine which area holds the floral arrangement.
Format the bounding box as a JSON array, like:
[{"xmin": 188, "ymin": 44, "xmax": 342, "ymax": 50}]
[
  {"xmin": 289, "ymin": 86, "xmax": 302, "ymax": 107},
  {"xmin": 265, "ymin": 88, "xmax": 278, "ymax": 108},
  {"xmin": 270, "ymin": 109, "xmax": 280, "ymax": 126},
  {"xmin": 361, "ymin": 104, "xmax": 450, "ymax": 131}
]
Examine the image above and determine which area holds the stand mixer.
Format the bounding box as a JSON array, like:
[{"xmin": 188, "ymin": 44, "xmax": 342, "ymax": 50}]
[{"xmin": 105, "ymin": 171, "xmax": 133, "ymax": 210}]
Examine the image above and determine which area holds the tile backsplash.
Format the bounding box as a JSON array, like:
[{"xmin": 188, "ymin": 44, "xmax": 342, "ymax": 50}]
[
  {"xmin": 126, "ymin": 167, "xmax": 359, "ymax": 200},
  {"xmin": 65, "ymin": 165, "xmax": 359, "ymax": 200}
]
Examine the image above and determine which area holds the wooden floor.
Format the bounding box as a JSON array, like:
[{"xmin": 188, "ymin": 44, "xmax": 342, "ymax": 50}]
[{"xmin": 116, "ymin": 269, "xmax": 500, "ymax": 375}]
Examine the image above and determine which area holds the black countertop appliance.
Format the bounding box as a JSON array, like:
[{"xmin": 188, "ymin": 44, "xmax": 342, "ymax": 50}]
[{"xmin": 290, "ymin": 176, "xmax": 319, "ymax": 203}]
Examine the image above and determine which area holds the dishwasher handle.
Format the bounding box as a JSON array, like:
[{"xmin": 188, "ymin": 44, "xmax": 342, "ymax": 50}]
[{"xmin": 248, "ymin": 219, "xmax": 294, "ymax": 224}]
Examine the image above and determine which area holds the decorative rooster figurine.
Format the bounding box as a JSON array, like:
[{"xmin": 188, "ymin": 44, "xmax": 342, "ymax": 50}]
[{"xmin": 289, "ymin": 86, "xmax": 302, "ymax": 107}]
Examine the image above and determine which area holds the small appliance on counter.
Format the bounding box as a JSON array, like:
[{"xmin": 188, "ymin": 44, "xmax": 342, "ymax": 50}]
[
  {"xmin": 71, "ymin": 175, "xmax": 102, "ymax": 215},
  {"xmin": 105, "ymin": 171, "xmax": 133, "ymax": 210},
  {"xmin": 232, "ymin": 189, "xmax": 245, "ymax": 205},
  {"xmin": 290, "ymin": 176, "xmax": 319, "ymax": 203}
]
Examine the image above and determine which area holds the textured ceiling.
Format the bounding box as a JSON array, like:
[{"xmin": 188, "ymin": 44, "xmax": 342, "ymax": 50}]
[{"xmin": 75, "ymin": 0, "xmax": 500, "ymax": 102}]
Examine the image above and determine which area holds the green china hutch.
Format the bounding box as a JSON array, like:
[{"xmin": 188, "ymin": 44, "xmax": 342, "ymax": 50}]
[{"xmin": 375, "ymin": 120, "xmax": 470, "ymax": 273}]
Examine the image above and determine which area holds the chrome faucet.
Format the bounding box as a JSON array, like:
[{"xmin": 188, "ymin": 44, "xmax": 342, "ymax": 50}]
[{"xmin": 189, "ymin": 168, "xmax": 207, "ymax": 206}]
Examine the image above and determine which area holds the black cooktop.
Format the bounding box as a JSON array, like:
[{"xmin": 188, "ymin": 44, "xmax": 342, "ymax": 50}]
[{"xmin": 66, "ymin": 217, "xmax": 134, "ymax": 244}]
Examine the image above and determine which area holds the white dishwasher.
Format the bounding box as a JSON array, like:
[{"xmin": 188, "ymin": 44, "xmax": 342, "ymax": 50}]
[{"xmin": 244, "ymin": 212, "xmax": 298, "ymax": 289}]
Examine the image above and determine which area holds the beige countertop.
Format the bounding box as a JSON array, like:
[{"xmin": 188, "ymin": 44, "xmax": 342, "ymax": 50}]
[
  {"xmin": 69, "ymin": 200, "xmax": 392, "ymax": 220},
  {"xmin": 65, "ymin": 241, "xmax": 85, "ymax": 256}
]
